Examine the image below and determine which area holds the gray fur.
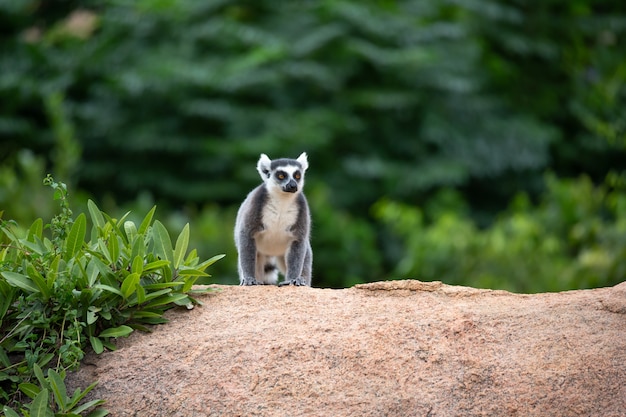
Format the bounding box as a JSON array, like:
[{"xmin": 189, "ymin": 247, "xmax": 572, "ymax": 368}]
[{"xmin": 234, "ymin": 152, "xmax": 312, "ymax": 286}]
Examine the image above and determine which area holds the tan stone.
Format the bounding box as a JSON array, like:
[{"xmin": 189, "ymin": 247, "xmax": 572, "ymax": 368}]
[{"xmin": 68, "ymin": 280, "xmax": 626, "ymax": 417}]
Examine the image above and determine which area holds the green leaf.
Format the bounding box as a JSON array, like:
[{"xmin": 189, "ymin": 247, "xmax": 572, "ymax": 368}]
[
  {"xmin": 90, "ymin": 336, "xmax": 104, "ymax": 354},
  {"xmin": 116, "ymin": 211, "xmax": 132, "ymax": 228},
  {"xmin": 29, "ymin": 388, "xmax": 49, "ymax": 417},
  {"xmin": 88, "ymin": 199, "xmax": 106, "ymax": 230},
  {"xmin": 86, "ymin": 408, "xmax": 110, "ymax": 417},
  {"xmin": 174, "ymin": 295, "xmax": 192, "ymax": 307},
  {"xmin": 131, "ymin": 255, "xmax": 143, "ymax": 275},
  {"xmin": 135, "ymin": 316, "xmax": 169, "ymax": 325},
  {"xmin": 195, "ymin": 254, "xmax": 226, "ymax": 271},
  {"xmin": 178, "ymin": 268, "xmax": 209, "ymax": 277},
  {"xmin": 121, "ymin": 273, "xmax": 140, "ymax": 299},
  {"xmin": 145, "ymin": 293, "xmax": 189, "ymax": 309},
  {"xmin": 47, "ymin": 254, "xmax": 61, "ymax": 289},
  {"xmin": 101, "ymin": 340, "xmax": 117, "ymax": 351},
  {"xmin": 65, "ymin": 212, "xmax": 87, "ymax": 260},
  {"xmin": 25, "ymin": 262, "xmax": 51, "ymax": 300},
  {"xmin": 141, "ymin": 288, "xmax": 172, "ymax": 303},
  {"xmin": 107, "ymin": 234, "xmax": 120, "ymax": 266},
  {"xmin": 18, "ymin": 239, "xmax": 44, "ymax": 256},
  {"xmin": 184, "ymin": 248, "xmax": 198, "ymax": 265},
  {"xmin": 142, "ymin": 283, "xmax": 182, "ymax": 291},
  {"xmin": 173, "ymin": 223, "xmax": 189, "ymax": 269},
  {"xmin": 135, "ymin": 283, "xmax": 146, "ymax": 305},
  {"xmin": 93, "ymin": 284, "xmax": 123, "ymax": 297},
  {"xmin": 33, "ymin": 364, "xmax": 47, "ymax": 390},
  {"xmin": 138, "ymin": 206, "xmax": 157, "ymax": 235},
  {"xmin": 36, "ymin": 353, "xmax": 54, "ymax": 369},
  {"xmin": 0, "ymin": 292, "xmax": 14, "ymax": 321},
  {"xmin": 2, "ymin": 406, "xmax": 20, "ymax": 417},
  {"xmin": 130, "ymin": 236, "xmax": 145, "ymax": 262},
  {"xmin": 99, "ymin": 325, "xmax": 133, "ymax": 338},
  {"xmin": 19, "ymin": 382, "xmax": 41, "ymax": 400},
  {"xmin": 124, "ymin": 220, "xmax": 138, "ymax": 243},
  {"xmin": 182, "ymin": 275, "xmax": 200, "ymax": 293},
  {"xmin": 2, "ymin": 271, "xmax": 38, "ymax": 293},
  {"xmin": 86, "ymin": 257, "xmax": 102, "ymax": 287},
  {"xmin": 72, "ymin": 398, "xmax": 107, "ymax": 415},
  {"xmin": 87, "ymin": 310, "xmax": 98, "ymax": 325},
  {"xmin": 97, "ymin": 239, "xmax": 112, "ymax": 264},
  {"xmin": 152, "ymin": 220, "xmax": 174, "ymax": 269},
  {"xmin": 127, "ymin": 310, "xmax": 162, "ymax": 319},
  {"xmin": 27, "ymin": 218, "xmax": 44, "ymax": 241},
  {"xmin": 68, "ymin": 380, "xmax": 100, "ymax": 409},
  {"xmin": 0, "ymin": 346, "xmax": 10, "ymax": 367},
  {"xmin": 143, "ymin": 259, "xmax": 171, "ymax": 272},
  {"xmin": 48, "ymin": 368, "xmax": 67, "ymax": 411},
  {"xmin": 101, "ymin": 211, "xmax": 129, "ymax": 246}
]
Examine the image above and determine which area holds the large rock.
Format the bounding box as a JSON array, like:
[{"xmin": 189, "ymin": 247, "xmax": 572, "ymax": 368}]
[{"xmin": 68, "ymin": 280, "xmax": 626, "ymax": 417}]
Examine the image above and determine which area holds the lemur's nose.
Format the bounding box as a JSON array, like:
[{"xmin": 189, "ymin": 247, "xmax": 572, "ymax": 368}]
[{"xmin": 284, "ymin": 180, "xmax": 298, "ymax": 193}]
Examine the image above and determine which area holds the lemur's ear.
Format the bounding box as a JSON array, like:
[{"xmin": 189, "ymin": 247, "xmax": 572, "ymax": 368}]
[
  {"xmin": 297, "ymin": 152, "xmax": 309, "ymax": 171},
  {"xmin": 257, "ymin": 154, "xmax": 272, "ymax": 179}
]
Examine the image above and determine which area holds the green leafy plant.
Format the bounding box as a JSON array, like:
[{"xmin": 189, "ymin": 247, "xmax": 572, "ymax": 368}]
[
  {"xmin": 2, "ymin": 364, "xmax": 106, "ymax": 417},
  {"xmin": 374, "ymin": 173, "xmax": 626, "ymax": 293},
  {"xmin": 0, "ymin": 176, "xmax": 224, "ymax": 415}
]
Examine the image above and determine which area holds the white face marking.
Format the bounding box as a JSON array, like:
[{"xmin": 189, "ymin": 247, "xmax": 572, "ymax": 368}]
[
  {"xmin": 278, "ymin": 165, "xmax": 301, "ymax": 178},
  {"xmin": 267, "ymin": 164, "xmax": 305, "ymax": 194}
]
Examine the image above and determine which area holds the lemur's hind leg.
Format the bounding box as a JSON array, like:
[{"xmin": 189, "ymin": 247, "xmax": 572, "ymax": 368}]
[{"xmin": 279, "ymin": 240, "xmax": 312, "ymax": 286}]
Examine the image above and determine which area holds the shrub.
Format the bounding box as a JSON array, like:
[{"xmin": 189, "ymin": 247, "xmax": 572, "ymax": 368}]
[
  {"xmin": 0, "ymin": 176, "xmax": 224, "ymax": 415},
  {"xmin": 374, "ymin": 173, "xmax": 626, "ymax": 293}
]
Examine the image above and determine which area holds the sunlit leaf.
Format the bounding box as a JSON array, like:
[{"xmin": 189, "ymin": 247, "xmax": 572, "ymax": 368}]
[
  {"xmin": 173, "ymin": 223, "xmax": 189, "ymax": 269},
  {"xmin": 121, "ymin": 272, "xmax": 140, "ymax": 299},
  {"xmin": 107, "ymin": 234, "xmax": 120, "ymax": 266},
  {"xmin": 99, "ymin": 325, "xmax": 133, "ymax": 338},
  {"xmin": 195, "ymin": 254, "xmax": 226, "ymax": 271},
  {"xmin": 143, "ymin": 259, "xmax": 171, "ymax": 272},
  {"xmin": 88, "ymin": 199, "xmax": 106, "ymax": 230},
  {"xmin": 27, "ymin": 218, "xmax": 43, "ymax": 241},
  {"xmin": 131, "ymin": 255, "xmax": 144, "ymax": 274},
  {"xmin": 152, "ymin": 220, "xmax": 174, "ymax": 268},
  {"xmin": 138, "ymin": 206, "xmax": 157, "ymax": 235},
  {"xmin": 124, "ymin": 220, "xmax": 138, "ymax": 243},
  {"xmin": 65, "ymin": 212, "xmax": 86, "ymax": 260},
  {"xmin": 135, "ymin": 283, "xmax": 146, "ymax": 305}
]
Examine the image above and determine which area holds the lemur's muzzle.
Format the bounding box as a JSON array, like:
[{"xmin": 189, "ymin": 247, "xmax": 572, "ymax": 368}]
[{"xmin": 283, "ymin": 180, "xmax": 298, "ymax": 193}]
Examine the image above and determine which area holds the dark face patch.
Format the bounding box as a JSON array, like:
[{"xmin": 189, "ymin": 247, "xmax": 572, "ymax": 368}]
[{"xmin": 271, "ymin": 164, "xmax": 303, "ymax": 194}]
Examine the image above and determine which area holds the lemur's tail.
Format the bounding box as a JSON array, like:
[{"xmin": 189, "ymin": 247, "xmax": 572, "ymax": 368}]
[{"xmin": 263, "ymin": 259, "xmax": 279, "ymax": 285}]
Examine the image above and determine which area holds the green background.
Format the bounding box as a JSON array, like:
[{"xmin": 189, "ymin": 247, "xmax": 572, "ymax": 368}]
[{"xmin": 2, "ymin": 0, "xmax": 625, "ymax": 291}]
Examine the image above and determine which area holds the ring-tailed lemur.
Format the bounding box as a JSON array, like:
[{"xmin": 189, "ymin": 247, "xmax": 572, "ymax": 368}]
[{"xmin": 234, "ymin": 152, "xmax": 312, "ymax": 286}]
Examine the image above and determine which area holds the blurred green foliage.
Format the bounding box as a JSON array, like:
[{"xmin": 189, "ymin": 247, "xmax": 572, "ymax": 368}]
[
  {"xmin": 374, "ymin": 173, "xmax": 626, "ymax": 292},
  {"xmin": 1, "ymin": 0, "xmax": 626, "ymax": 291}
]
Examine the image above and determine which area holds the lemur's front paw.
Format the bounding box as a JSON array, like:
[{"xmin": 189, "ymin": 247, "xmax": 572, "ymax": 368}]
[
  {"xmin": 240, "ymin": 277, "xmax": 260, "ymax": 286},
  {"xmin": 278, "ymin": 277, "xmax": 308, "ymax": 287}
]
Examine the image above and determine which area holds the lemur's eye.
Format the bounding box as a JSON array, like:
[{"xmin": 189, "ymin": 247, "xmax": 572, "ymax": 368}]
[
  {"xmin": 277, "ymin": 172, "xmax": 286, "ymax": 180},
  {"xmin": 294, "ymin": 172, "xmax": 301, "ymax": 180}
]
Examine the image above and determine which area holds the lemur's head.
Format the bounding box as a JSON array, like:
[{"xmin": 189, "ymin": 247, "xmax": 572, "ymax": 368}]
[{"xmin": 257, "ymin": 152, "xmax": 309, "ymax": 194}]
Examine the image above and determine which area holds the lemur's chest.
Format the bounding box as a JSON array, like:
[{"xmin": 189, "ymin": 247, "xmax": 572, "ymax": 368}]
[{"xmin": 255, "ymin": 196, "xmax": 299, "ymax": 255}]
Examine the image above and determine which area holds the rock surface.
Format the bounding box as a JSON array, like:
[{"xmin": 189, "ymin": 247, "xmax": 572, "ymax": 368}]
[{"xmin": 68, "ymin": 280, "xmax": 626, "ymax": 417}]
